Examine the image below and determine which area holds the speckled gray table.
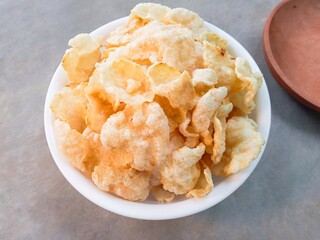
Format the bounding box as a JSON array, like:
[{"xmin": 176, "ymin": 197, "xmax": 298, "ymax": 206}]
[{"xmin": 1, "ymin": 0, "xmax": 320, "ymax": 239}]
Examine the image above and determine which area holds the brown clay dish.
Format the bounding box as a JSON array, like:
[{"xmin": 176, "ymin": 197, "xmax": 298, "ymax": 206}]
[{"xmin": 263, "ymin": 0, "xmax": 320, "ymax": 111}]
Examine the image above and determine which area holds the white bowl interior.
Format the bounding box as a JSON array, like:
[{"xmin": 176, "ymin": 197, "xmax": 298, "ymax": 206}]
[{"xmin": 44, "ymin": 17, "xmax": 271, "ymax": 220}]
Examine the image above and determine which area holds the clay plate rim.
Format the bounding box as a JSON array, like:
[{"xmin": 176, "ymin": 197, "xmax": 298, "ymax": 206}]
[{"xmin": 263, "ymin": 0, "xmax": 320, "ymax": 111}]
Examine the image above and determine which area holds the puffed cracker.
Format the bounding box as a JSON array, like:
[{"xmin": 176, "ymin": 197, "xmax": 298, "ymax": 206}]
[
  {"xmin": 161, "ymin": 143, "xmax": 205, "ymax": 194},
  {"xmin": 62, "ymin": 34, "xmax": 101, "ymax": 85},
  {"xmin": 51, "ymin": 83, "xmax": 87, "ymax": 133},
  {"xmin": 211, "ymin": 117, "xmax": 265, "ymax": 176},
  {"xmin": 100, "ymin": 102, "xmax": 169, "ymax": 172},
  {"xmin": 191, "ymin": 87, "xmax": 227, "ymax": 133}
]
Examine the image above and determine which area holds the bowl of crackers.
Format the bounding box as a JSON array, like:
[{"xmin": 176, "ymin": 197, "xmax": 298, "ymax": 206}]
[{"xmin": 44, "ymin": 3, "xmax": 271, "ymax": 220}]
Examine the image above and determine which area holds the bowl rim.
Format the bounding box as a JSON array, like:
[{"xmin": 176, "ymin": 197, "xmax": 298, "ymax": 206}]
[
  {"xmin": 263, "ymin": 0, "xmax": 320, "ymax": 111},
  {"xmin": 44, "ymin": 17, "xmax": 271, "ymax": 220}
]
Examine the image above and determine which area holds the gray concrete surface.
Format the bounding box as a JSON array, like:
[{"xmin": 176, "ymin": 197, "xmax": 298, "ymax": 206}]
[{"xmin": 1, "ymin": 0, "xmax": 320, "ymax": 239}]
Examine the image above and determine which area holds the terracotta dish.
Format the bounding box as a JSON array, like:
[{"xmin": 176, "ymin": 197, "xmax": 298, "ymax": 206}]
[{"xmin": 263, "ymin": 0, "xmax": 320, "ymax": 111}]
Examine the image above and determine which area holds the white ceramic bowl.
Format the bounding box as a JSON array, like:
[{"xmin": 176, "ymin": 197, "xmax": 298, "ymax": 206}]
[{"xmin": 44, "ymin": 17, "xmax": 271, "ymax": 220}]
